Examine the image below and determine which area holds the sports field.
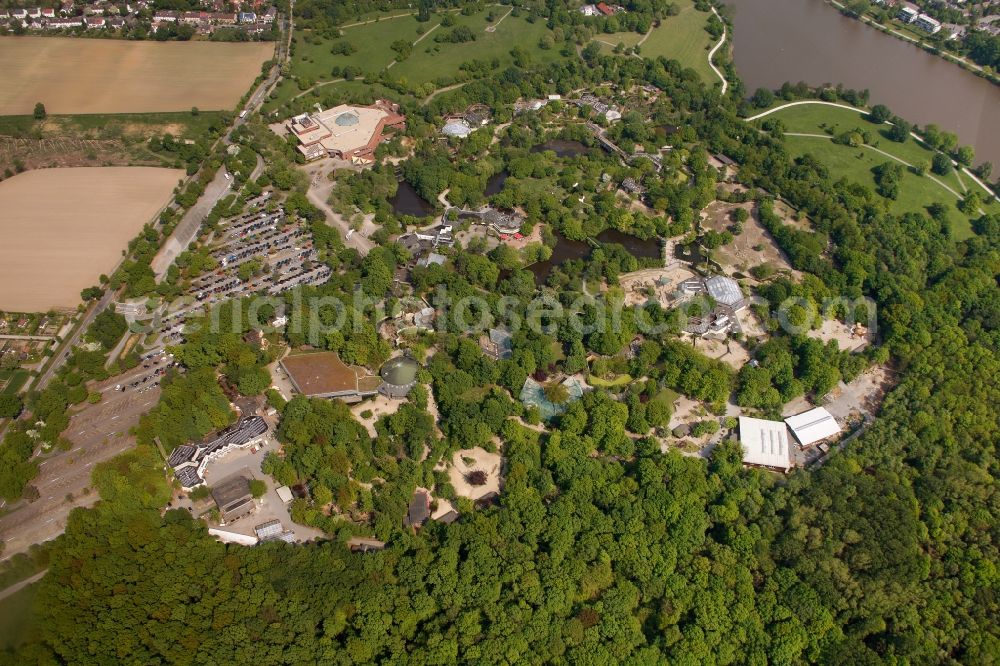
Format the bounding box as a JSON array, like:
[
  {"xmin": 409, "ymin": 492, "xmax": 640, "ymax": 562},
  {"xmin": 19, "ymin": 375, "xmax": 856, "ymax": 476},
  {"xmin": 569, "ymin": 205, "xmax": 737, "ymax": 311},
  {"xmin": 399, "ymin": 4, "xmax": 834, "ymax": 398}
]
[
  {"xmin": 0, "ymin": 167, "xmax": 183, "ymax": 311},
  {"xmin": 0, "ymin": 37, "xmax": 273, "ymax": 115}
]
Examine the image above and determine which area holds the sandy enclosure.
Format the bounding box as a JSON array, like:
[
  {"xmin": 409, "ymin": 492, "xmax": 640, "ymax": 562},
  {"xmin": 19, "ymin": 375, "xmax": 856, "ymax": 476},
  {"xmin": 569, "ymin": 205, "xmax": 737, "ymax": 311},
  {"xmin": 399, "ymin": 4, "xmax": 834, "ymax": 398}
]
[
  {"xmin": 0, "ymin": 167, "xmax": 183, "ymax": 311},
  {"xmin": 0, "ymin": 37, "xmax": 274, "ymax": 114}
]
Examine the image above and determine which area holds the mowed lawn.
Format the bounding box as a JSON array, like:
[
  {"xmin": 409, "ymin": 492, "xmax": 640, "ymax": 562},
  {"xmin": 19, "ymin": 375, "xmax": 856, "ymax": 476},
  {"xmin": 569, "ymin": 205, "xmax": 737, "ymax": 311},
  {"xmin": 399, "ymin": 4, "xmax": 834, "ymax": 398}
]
[
  {"xmin": 761, "ymin": 104, "xmax": 969, "ymax": 193},
  {"xmin": 784, "ymin": 134, "xmax": 975, "ymax": 239},
  {"xmin": 0, "ymin": 36, "xmax": 273, "ymax": 115},
  {"xmin": 390, "ymin": 11, "xmax": 565, "ymax": 86},
  {"xmin": 595, "ymin": 1, "xmax": 716, "ymax": 81},
  {"xmin": 267, "ymin": 9, "xmax": 564, "ymax": 112}
]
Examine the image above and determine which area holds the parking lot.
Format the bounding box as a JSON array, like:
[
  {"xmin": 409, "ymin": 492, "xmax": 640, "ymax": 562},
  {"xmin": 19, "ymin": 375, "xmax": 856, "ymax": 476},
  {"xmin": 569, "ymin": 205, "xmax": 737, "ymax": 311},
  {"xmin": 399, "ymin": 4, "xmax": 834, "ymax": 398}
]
[
  {"xmin": 153, "ymin": 205, "xmax": 331, "ymax": 347},
  {"xmin": 0, "ymin": 370, "xmax": 161, "ymax": 560}
]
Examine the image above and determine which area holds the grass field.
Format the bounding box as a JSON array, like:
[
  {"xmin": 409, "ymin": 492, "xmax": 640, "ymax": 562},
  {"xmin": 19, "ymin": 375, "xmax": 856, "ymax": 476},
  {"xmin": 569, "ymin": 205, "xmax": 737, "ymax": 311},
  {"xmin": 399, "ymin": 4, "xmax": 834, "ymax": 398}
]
[
  {"xmin": 0, "ymin": 583, "xmax": 38, "ymax": 649},
  {"xmin": 757, "ymin": 103, "xmax": 1000, "ymax": 239},
  {"xmin": 0, "ymin": 37, "xmax": 273, "ymax": 115},
  {"xmin": 760, "ymin": 104, "xmax": 969, "ymax": 192},
  {"xmin": 0, "ymin": 166, "xmax": 183, "ymax": 311},
  {"xmin": 265, "ymin": 9, "xmax": 565, "ymax": 113},
  {"xmin": 594, "ymin": 1, "xmax": 715, "ymax": 81},
  {"xmin": 783, "ymin": 135, "xmax": 974, "ymax": 239},
  {"xmin": 0, "ymin": 369, "xmax": 30, "ymax": 395}
]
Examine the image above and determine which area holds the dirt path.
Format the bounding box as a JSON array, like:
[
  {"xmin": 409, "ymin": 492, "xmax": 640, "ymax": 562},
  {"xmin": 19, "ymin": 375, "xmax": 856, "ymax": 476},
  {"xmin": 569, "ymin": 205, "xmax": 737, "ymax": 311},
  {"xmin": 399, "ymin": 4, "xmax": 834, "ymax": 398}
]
[{"xmin": 0, "ymin": 570, "xmax": 46, "ymax": 602}]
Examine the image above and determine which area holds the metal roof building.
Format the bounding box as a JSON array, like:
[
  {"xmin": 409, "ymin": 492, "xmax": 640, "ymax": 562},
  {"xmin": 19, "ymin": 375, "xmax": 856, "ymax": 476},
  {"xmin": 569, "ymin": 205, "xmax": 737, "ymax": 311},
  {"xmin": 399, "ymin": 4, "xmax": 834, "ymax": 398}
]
[
  {"xmin": 785, "ymin": 407, "xmax": 842, "ymax": 447},
  {"xmin": 738, "ymin": 416, "xmax": 792, "ymax": 471}
]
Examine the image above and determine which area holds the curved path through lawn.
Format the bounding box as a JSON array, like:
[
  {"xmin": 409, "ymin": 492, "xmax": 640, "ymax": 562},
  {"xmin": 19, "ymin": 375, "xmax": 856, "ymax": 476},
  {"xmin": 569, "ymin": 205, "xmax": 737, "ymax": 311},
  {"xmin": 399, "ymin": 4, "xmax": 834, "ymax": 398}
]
[
  {"xmin": 708, "ymin": 7, "xmax": 728, "ymax": 95},
  {"xmin": 746, "ymin": 100, "xmax": 999, "ymax": 203},
  {"xmin": 786, "ymin": 132, "xmax": 966, "ymax": 202}
]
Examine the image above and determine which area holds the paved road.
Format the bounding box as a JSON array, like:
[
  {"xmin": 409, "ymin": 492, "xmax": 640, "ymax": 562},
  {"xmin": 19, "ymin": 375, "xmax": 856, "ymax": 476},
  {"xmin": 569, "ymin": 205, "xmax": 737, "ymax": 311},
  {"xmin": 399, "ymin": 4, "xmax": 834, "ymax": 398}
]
[
  {"xmin": 151, "ymin": 168, "xmax": 234, "ymax": 280},
  {"xmin": 0, "ymin": 334, "xmax": 54, "ymax": 342},
  {"xmin": 0, "ymin": 379, "xmax": 160, "ymax": 561},
  {"xmin": 33, "ymin": 288, "xmax": 119, "ymax": 394},
  {"xmin": 151, "ymin": 7, "xmax": 293, "ymax": 282}
]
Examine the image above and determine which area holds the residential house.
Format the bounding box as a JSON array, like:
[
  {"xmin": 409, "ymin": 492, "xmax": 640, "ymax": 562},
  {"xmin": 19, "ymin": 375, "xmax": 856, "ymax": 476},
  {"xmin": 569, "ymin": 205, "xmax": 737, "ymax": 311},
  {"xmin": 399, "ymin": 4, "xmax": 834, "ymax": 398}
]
[
  {"xmin": 85, "ymin": 15, "xmax": 106, "ymax": 27},
  {"xmin": 914, "ymin": 13, "xmax": 941, "ymax": 33}
]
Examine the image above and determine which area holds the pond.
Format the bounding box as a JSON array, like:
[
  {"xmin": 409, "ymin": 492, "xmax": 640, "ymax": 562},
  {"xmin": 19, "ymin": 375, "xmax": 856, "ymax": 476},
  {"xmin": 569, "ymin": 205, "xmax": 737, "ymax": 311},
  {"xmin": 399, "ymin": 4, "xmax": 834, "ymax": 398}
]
[
  {"xmin": 389, "ymin": 180, "xmax": 434, "ymax": 218},
  {"xmin": 528, "ymin": 230, "xmax": 662, "ymax": 282},
  {"xmin": 530, "ymin": 139, "xmax": 592, "ymax": 158},
  {"xmin": 484, "ymin": 170, "xmax": 509, "ymax": 196}
]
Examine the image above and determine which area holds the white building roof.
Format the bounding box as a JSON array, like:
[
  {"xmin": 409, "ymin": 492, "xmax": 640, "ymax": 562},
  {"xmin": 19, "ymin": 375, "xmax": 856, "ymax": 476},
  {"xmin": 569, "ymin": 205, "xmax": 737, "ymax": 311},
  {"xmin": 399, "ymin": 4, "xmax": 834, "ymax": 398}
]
[
  {"xmin": 785, "ymin": 407, "xmax": 841, "ymax": 447},
  {"xmin": 739, "ymin": 416, "xmax": 792, "ymax": 470},
  {"xmin": 275, "ymin": 485, "xmax": 294, "ymax": 503},
  {"xmin": 705, "ymin": 275, "xmax": 743, "ymax": 306},
  {"xmin": 442, "ymin": 120, "xmax": 473, "ymax": 138}
]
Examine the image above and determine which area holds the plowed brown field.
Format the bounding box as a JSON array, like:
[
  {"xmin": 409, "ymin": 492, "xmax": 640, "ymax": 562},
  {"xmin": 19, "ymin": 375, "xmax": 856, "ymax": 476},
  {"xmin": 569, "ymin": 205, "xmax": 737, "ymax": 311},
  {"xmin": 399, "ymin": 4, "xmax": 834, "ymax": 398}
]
[{"xmin": 0, "ymin": 37, "xmax": 273, "ymax": 115}]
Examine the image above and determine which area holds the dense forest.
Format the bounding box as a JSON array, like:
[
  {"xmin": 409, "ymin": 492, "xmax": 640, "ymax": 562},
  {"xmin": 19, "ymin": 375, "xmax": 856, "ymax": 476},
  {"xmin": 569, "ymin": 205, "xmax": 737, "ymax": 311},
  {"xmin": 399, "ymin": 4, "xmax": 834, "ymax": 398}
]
[{"xmin": 3, "ymin": 4, "xmax": 999, "ymax": 665}]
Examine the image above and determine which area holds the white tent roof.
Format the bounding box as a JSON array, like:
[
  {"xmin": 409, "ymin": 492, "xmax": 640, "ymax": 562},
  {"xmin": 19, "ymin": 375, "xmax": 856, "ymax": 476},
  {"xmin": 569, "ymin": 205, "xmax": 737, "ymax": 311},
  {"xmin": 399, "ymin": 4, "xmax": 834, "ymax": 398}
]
[
  {"xmin": 785, "ymin": 407, "xmax": 841, "ymax": 446},
  {"xmin": 739, "ymin": 416, "xmax": 792, "ymax": 470}
]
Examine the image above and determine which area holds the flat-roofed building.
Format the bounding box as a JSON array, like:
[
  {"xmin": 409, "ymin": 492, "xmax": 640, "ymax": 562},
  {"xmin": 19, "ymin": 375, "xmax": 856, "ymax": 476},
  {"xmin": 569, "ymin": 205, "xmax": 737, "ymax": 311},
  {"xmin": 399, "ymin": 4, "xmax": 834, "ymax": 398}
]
[
  {"xmin": 212, "ymin": 474, "xmax": 256, "ymax": 524},
  {"xmin": 785, "ymin": 407, "xmax": 842, "ymax": 447},
  {"xmin": 286, "ymin": 100, "xmax": 405, "ymax": 162},
  {"xmin": 280, "ymin": 351, "xmax": 382, "ymax": 402},
  {"xmin": 738, "ymin": 416, "xmax": 792, "ymax": 471}
]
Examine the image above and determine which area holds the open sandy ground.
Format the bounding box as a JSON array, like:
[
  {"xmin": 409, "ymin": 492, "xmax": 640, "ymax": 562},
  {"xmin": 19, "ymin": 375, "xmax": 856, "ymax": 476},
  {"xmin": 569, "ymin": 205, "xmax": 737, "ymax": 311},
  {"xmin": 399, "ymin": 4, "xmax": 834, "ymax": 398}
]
[
  {"xmin": 0, "ymin": 166, "xmax": 183, "ymax": 311},
  {"xmin": 445, "ymin": 445, "xmax": 502, "ymax": 501},
  {"xmin": 0, "ymin": 37, "xmax": 273, "ymax": 114}
]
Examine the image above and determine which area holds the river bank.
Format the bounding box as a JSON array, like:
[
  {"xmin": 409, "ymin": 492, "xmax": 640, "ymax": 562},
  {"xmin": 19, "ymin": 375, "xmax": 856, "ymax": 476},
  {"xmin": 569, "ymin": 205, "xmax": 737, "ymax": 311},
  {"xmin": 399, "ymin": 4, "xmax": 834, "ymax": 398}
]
[
  {"xmin": 822, "ymin": 0, "xmax": 1000, "ymax": 87},
  {"xmin": 726, "ymin": 0, "xmax": 1000, "ymax": 169}
]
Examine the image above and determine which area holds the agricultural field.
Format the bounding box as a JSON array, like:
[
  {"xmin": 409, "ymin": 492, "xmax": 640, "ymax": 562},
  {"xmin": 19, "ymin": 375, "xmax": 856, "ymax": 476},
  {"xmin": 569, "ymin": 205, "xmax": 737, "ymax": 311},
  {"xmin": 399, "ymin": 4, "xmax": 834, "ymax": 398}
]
[
  {"xmin": 0, "ymin": 37, "xmax": 274, "ymax": 115},
  {"xmin": 594, "ymin": 1, "xmax": 716, "ymax": 81},
  {"xmin": 264, "ymin": 8, "xmax": 566, "ymax": 114},
  {"xmin": 0, "ymin": 111, "xmax": 226, "ymax": 175},
  {"xmin": 0, "ymin": 166, "xmax": 183, "ymax": 312}
]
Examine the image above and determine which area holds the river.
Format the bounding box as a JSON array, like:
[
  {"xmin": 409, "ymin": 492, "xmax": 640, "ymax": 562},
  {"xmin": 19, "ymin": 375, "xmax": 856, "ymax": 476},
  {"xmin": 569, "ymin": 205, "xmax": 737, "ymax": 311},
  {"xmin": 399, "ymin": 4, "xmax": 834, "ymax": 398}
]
[{"xmin": 726, "ymin": 0, "xmax": 1000, "ymax": 168}]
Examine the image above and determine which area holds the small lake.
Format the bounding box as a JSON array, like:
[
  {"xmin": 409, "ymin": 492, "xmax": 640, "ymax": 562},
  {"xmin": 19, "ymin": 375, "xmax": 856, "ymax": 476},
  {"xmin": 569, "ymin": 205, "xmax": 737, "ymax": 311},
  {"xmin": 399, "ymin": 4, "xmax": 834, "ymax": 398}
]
[
  {"xmin": 528, "ymin": 230, "xmax": 662, "ymax": 282},
  {"xmin": 530, "ymin": 140, "xmax": 592, "ymax": 158},
  {"xmin": 484, "ymin": 170, "xmax": 509, "ymax": 196},
  {"xmin": 389, "ymin": 181, "xmax": 434, "ymax": 218}
]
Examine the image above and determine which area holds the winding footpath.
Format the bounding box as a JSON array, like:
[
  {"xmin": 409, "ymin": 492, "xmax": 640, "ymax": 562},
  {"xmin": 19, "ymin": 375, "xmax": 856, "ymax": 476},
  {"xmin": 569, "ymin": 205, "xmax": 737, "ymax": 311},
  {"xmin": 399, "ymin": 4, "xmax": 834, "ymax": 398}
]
[
  {"xmin": 707, "ymin": 7, "xmax": 728, "ymax": 95},
  {"xmin": 746, "ymin": 100, "xmax": 999, "ymax": 204}
]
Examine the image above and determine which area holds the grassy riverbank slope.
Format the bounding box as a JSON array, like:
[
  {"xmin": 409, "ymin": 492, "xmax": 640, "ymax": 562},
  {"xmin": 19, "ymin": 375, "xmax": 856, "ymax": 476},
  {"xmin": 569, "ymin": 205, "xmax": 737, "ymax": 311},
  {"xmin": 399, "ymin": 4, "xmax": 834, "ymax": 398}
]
[{"xmin": 756, "ymin": 103, "xmax": 998, "ymax": 239}]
